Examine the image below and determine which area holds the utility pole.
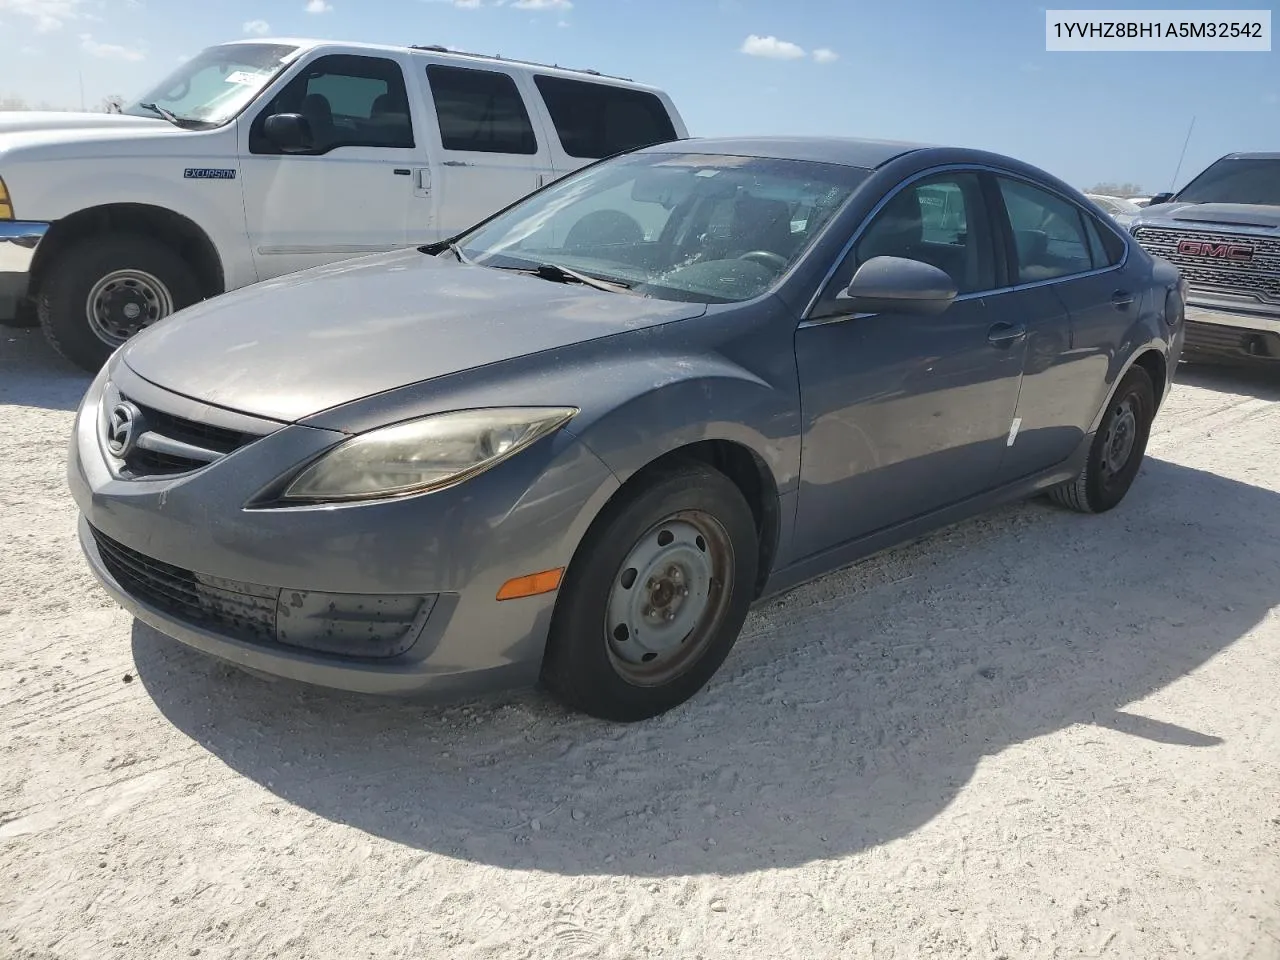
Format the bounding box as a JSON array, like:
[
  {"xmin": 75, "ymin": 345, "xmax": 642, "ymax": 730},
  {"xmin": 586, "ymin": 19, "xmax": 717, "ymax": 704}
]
[{"xmin": 1170, "ymin": 115, "xmax": 1196, "ymax": 191}]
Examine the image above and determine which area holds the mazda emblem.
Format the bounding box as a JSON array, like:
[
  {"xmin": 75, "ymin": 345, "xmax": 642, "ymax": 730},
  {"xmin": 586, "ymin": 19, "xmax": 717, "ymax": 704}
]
[{"xmin": 106, "ymin": 401, "xmax": 143, "ymax": 458}]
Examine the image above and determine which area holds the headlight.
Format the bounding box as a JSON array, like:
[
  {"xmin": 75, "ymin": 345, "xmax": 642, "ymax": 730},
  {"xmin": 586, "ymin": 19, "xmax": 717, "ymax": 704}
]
[{"xmin": 280, "ymin": 406, "xmax": 578, "ymax": 503}]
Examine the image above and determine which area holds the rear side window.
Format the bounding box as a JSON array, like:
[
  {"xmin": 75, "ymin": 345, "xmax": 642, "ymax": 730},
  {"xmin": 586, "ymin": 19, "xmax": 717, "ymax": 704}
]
[
  {"xmin": 250, "ymin": 54, "xmax": 414, "ymax": 154},
  {"xmin": 997, "ymin": 177, "xmax": 1094, "ymax": 283},
  {"xmin": 426, "ymin": 64, "xmax": 538, "ymax": 155},
  {"xmin": 533, "ymin": 75, "xmax": 676, "ymax": 159},
  {"xmin": 1083, "ymin": 214, "xmax": 1125, "ymax": 268}
]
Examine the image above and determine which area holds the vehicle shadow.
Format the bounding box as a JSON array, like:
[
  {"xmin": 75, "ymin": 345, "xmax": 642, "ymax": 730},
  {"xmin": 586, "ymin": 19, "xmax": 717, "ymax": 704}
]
[
  {"xmin": 1177, "ymin": 359, "xmax": 1280, "ymax": 401},
  {"xmin": 0, "ymin": 326, "xmax": 91, "ymax": 413},
  {"xmin": 131, "ymin": 457, "xmax": 1279, "ymax": 877}
]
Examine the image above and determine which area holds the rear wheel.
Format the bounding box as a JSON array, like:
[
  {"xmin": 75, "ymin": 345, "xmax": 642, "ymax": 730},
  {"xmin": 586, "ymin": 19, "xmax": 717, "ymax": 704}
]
[
  {"xmin": 1048, "ymin": 365, "xmax": 1155, "ymax": 513},
  {"xmin": 37, "ymin": 233, "xmax": 201, "ymax": 372},
  {"xmin": 541, "ymin": 462, "xmax": 758, "ymax": 722}
]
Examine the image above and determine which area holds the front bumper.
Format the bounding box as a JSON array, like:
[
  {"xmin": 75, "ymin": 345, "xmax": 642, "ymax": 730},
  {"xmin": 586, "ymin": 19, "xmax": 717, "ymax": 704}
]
[
  {"xmin": 69, "ymin": 366, "xmax": 621, "ymax": 697},
  {"xmin": 1184, "ymin": 304, "xmax": 1280, "ymax": 361},
  {"xmin": 0, "ymin": 220, "xmax": 49, "ymax": 318}
]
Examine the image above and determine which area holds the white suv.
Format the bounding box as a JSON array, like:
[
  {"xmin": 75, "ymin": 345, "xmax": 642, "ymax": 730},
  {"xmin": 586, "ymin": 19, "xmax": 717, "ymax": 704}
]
[{"xmin": 0, "ymin": 38, "xmax": 687, "ymax": 370}]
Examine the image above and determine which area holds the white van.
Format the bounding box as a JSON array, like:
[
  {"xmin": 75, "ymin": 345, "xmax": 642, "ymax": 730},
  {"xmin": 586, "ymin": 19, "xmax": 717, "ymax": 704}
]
[{"xmin": 0, "ymin": 38, "xmax": 688, "ymax": 370}]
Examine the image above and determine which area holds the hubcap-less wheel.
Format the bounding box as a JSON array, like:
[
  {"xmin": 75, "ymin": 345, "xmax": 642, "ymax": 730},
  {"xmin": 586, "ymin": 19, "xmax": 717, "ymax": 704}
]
[
  {"xmin": 605, "ymin": 512, "xmax": 733, "ymax": 687},
  {"xmin": 1101, "ymin": 396, "xmax": 1138, "ymax": 479},
  {"xmin": 86, "ymin": 269, "xmax": 175, "ymax": 345}
]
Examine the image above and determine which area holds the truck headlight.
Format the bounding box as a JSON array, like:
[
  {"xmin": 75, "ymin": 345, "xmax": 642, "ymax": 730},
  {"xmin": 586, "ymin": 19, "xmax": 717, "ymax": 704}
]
[{"xmin": 279, "ymin": 407, "xmax": 578, "ymax": 503}]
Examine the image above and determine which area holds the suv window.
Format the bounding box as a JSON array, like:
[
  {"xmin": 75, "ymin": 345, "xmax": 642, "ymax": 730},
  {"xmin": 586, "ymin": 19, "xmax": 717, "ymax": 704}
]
[
  {"xmin": 812, "ymin": 171, "xmax": 995, "ymax": 317},
  {"xmin": 997, "ymin": 177, "xmax": 1094, "ymax": 283},
  {"xmin": 250, "ymin": 54, "xmax": 414, "ymax": 154},
  {"xmin": 426, "ymin": 65, "xmax": 537, "ymax": 155},
  {"xmin": 533, "ymin": 75, "xmax": 676, "ymax": 159}
]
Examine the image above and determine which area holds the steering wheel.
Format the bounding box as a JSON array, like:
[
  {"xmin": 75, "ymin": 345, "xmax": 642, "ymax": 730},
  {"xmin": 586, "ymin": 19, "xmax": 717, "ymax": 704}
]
[{"xmin": 737, "ymin": 250, "xmax": 788, "ymax": 271}]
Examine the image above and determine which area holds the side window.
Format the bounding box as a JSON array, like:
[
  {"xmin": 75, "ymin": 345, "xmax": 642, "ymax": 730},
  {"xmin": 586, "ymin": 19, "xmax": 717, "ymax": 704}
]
[
  {"xmin": 812, "ymin": 171, "xmax": 995, "ymax": 317},
  {"xmin": 250, "ymin": 55, "xmax": 414, "ymax": 154},
  {"xmin": 1083, "ymin": 213, "xmax": 1126, "ymax": 269},
  {"xmin": 997, "ymin": 177, "xmax": 1095, "ymax": 282},
  {"xmin": 426, "ymin": 65, "xmax": 537, "ymax": 155},
  {"xmin": 533, "ymin": 75, "xmax": 677, "ymax": 159}
]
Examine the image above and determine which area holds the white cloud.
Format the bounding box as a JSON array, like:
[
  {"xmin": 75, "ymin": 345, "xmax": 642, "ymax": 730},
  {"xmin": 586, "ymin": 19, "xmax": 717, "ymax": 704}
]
[
  {"xmin": 0, "ymin": 0, "xmax": 81, "ymax": 33},
  {"xmin": 243, "ymin": 19, "xmax": 271, "ymax": 35},
  {"xmin": 80, "ymin": 33, "xmax": 144, "ymax": 61},
  {"xmin": 812, "ymin": 47, "xmax": 839, "ymax": 64},
  {"xmin": 740, "ymin": 34, "xmax": 806, "ymax": 60},
  {"xmin": 512, "ymin": 0, "xmax": 571, "ymax": 9},
  {"xmin": 305, "ymin": 0, "xmax": 332, "ymax": 11},
  {"xmin": 454, "ymin": 0, "xmax": 482, "ymax": 7}
]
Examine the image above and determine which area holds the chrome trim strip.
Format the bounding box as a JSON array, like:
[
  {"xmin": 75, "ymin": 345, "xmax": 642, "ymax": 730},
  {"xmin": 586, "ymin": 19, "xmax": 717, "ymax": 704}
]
[
  {"xmin": 0, "ymin": 221, "xmax": 50, "ymax": 275},
  {"xmin": 800, "ymin": 162, "xmax": 1131, "ymax": 321},
  {"xmin": 135, "ymin": 432, "xmax": 225, "ymax": 464}
]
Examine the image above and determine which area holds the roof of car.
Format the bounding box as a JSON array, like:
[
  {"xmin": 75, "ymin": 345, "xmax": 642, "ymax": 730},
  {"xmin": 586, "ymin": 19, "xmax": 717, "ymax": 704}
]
[
  {"xmin": 1225, "ymin": 152, "xmax": 1280, "ymax": 161},
  {"xmin": 645, "ymin": 136, "xmax": 933, "ymax": 170}
]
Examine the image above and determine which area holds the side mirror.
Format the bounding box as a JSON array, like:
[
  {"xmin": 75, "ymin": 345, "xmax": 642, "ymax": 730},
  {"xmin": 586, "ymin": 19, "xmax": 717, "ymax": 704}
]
[
  {"xmin": 837, "ymin": 256, "xmax": 958, "ymax": 316},
  {"xmin": 1148, "ymin": 192, "xmax": 1174, "ymax": 206},
  {"xmin": 263, "ymin": 113, "xmax": 313, "ymax": 153}
]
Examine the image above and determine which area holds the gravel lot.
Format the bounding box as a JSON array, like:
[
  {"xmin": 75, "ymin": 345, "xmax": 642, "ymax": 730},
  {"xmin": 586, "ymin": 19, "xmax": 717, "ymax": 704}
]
[{"xmin": 2, "ymin": 326, "xmax": 1278, "ymax": 960}]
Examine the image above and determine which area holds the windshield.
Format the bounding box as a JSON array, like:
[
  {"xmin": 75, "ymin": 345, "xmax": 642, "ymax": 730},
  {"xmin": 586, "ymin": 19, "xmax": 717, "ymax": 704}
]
[
  {"xmin": 454, "ymin": 152, "xmax": 867, "ymax": 304},
  {"xmin": 1175, "ymin": 158, "xmax": 1280, "ymax": 206},
  {"xmin": 123, "ymin": 43, "xmax": 299, "ymax": 128}
]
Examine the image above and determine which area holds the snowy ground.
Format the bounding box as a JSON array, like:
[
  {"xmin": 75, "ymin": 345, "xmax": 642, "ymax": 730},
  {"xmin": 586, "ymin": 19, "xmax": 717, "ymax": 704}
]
[{"xmin": 2, "ymin": 325, "xmax": 1278, "ymax": 960}]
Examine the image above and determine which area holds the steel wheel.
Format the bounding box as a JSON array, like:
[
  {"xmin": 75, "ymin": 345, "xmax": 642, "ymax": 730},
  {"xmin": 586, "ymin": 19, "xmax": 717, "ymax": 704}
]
[
  {"xmin": 605, "ymin": 510, "xmax": 734, "ymax": 687},
  {"xmin": 1100, "ymin": 396, "xmax": 1138, "ymax": 481},
  {"xmin": 86, "ymin": 268, "xmax": 175, "ymax": 345}
]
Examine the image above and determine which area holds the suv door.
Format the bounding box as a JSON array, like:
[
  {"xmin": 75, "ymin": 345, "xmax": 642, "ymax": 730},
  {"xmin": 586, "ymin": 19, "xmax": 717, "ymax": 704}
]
[
  {"xmin": 240, "ymin": 52, "xmax": 426, "ymax": 280},
  {"xmin": 991, "ymin": 174, "xmax": 1131, "ymax": 480},
  {"xmin": 791, "ymin": 170, "xmax": 1026, "ymax": 557},
  {"xmin": 421, "ymin": 63, "xmax": 551, "ymax": 236},
  {"xmin": 531, "ymin": 74, "xmax": 679, "ymax": 177}
]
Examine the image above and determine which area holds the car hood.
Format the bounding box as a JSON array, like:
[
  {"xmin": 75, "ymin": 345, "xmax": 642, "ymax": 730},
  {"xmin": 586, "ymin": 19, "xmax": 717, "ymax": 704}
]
[
  {"xmin": 1140, "ymin": 201, "xmax": 1280, "ymax": 230},
  {"xmin": 0, "ymin": 111, "xmax": 169, "ymax": 136},
  {"xmin": 120, "ymin": 248, "xmax": 707, "ymax": 423}
]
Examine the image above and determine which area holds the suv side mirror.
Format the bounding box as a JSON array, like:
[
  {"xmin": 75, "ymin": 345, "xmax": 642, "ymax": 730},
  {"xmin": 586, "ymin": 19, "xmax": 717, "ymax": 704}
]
[
  {"xmin": 837, "ymin": 256, "xmax": 958, "ymax": 316},
  {"xmin": 263, "ymin": 113, "xmax": 313, "ymax": 153},
  {"xmin": 1148, "ymin": 192, "xmax": 1174, "ymax": 206}
]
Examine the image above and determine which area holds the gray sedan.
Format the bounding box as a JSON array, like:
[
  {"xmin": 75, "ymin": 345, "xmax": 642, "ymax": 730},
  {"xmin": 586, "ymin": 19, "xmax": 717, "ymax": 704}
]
[{"xmin": 69, "ymin": 137, "xmax": 1186, "ymax": 721}]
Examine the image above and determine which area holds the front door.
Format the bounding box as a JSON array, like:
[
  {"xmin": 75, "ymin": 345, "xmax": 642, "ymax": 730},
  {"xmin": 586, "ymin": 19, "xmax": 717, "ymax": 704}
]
[
  {"xmin": 792, "ymin": 170, "xmax": 1026, "ymax": 558},
  {"xmin": 419, "ymin": 63, "xmax": 552, "ymax": 240},
  {"xmin": 240, "ymin": 52, "xmax": 428, "ymax": 280}
]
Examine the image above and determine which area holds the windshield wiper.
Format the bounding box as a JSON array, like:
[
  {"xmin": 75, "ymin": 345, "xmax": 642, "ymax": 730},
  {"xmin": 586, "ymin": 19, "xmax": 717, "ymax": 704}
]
[
  {"xmin": 524, "ymin": 262, "xmax": 635, "ymax": 294},
  {"xmin": 448, "ymin": 242, "xmax": 470, "ymax": 264},
  {"xmin": 138, "ymin": 102, "xmax": 195, "ymax": 128}
]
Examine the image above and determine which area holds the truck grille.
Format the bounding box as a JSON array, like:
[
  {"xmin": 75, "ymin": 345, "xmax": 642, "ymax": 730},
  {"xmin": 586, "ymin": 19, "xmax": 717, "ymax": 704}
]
[
  {"xmin": 90, "ymin": 526, "xmax": 434, "ymax": 659},
  {"xmin": 1132, "ymin": 226, "xmax": 1280, "ymax": 304}
]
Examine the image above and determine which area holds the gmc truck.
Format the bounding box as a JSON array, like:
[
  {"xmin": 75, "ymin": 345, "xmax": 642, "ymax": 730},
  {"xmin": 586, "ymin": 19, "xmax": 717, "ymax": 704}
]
[{"xmin": 1128, "ymin": 152, "xmax": 1280, "ymax": 365}]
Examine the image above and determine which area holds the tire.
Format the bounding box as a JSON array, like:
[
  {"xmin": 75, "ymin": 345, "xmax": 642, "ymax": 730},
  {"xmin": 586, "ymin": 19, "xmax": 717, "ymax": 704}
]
[
  {"xmin": 1048, "ymin": 365, "xmax": 1155, "ymax": 513},
  {"xmin": 541, "ymin": 461, "xmax": 759, "ymax": 722},
  {"xmin": 37, "ymin": 233, "xmax": 202, "ymax": 373}
]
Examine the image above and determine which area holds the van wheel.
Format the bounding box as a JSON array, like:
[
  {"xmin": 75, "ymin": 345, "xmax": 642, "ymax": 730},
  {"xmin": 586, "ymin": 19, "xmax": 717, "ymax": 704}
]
[
  {"xmin": 1048, "ymin": 365, "xmax": 1155, "ymax": 513},
  {"xmin": 37, "ymin": 233, "xmax": 201, "ymax": 372},
  {"xmin": 541, "ymin": 462, "xmax": 758, "ymax": 722}
]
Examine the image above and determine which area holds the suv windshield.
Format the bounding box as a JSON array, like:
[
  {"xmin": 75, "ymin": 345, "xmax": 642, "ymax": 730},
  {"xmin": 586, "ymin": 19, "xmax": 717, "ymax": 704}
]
[
  {"xmin": 454, "ymin": 152, "xmax": 867, "ymax": 304},
  {"xmin": 1175, "ymin": 158, "xmax": 1280, "ymax": 206},
  {"xmin": 123, "ymin": 43, "xmax": 299, "ymax": 128}
]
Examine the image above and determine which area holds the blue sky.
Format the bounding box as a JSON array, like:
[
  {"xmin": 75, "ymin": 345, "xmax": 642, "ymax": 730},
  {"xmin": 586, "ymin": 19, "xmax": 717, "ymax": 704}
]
[{"xmin": 1, "ymin": 0, "xmax": 1276, "ymax": 192}]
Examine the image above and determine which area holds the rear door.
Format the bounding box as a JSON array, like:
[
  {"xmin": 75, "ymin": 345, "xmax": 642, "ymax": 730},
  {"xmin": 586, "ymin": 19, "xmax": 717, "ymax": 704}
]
[
  {"xmin": 991, "ymin": 174, "xmax": 1131, "ymax": 481},
  {"xmin": 419, "ymin": 62, "xmax": 551, "ymax": 238},
  {"xmin": 530, "ymin": 74, "xmax": 679, "ymax": 178},
  {"xmin": 240, "ymin": 51, "xmax": 426, "ymax": 280}
]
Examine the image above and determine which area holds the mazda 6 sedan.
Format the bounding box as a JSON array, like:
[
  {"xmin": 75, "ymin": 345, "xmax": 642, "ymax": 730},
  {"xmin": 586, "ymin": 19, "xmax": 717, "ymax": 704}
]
[{"xmin": 69, "ymin": 137, "xmax": 1186, "ymax": 721}]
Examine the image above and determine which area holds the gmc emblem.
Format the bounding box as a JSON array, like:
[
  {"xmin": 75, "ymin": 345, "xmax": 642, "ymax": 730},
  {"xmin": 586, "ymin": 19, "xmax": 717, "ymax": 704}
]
[{"xmin": 1177, "ymin": 239, "xmax": 1254, "ymax": 261}]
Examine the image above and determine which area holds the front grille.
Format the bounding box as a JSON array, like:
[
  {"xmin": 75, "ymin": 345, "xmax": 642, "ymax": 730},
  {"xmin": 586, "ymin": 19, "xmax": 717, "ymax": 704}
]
[
  {"xmin": 90, "ymin": 526, "xmax": 434, "ymax": 659},
  {"xmin": 1133, "ymin": 226, "xmax": 1280, "ymax": 304},
  {"xmin": 105, "ymin": 391, "xmax": 268, "ymax": 479}
]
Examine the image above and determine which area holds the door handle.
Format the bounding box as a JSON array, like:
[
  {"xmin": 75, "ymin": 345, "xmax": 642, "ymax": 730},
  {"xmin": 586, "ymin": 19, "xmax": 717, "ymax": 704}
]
[
  {"xmin": 393, "ymin": 168, "xmax": 411, "ymax": 176},
  {"xmin": 1111, "ymin": 290, "xmax": 1135, "ymax": 309},
  {"xmin": 987, "ymin": 321, "xmax": 1027, "ymax": 345}
]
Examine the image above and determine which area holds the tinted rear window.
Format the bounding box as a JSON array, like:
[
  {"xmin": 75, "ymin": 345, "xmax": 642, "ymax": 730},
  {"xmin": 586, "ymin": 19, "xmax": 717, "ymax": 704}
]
[
  {"xmin": 426, "ymin": 64, "xmax": 538, "ymax": 155},
  {"xmin": 533, "ymin": 75, "xmax": 676, "ymax": 159},
  {"xmin": 1175, "ymin": 158, "xmax": 1280, "ymax": 206}
]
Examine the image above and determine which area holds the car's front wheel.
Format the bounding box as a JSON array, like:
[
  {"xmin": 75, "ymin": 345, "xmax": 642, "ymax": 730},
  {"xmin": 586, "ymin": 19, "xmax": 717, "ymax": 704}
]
[
  {"xmin": 1049, "ymin": 364, "xmax": 1155, "ymax": 513},
  {"xmin": 542, "ymin": 461, "xmax": 759, "ymax": 722}
]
